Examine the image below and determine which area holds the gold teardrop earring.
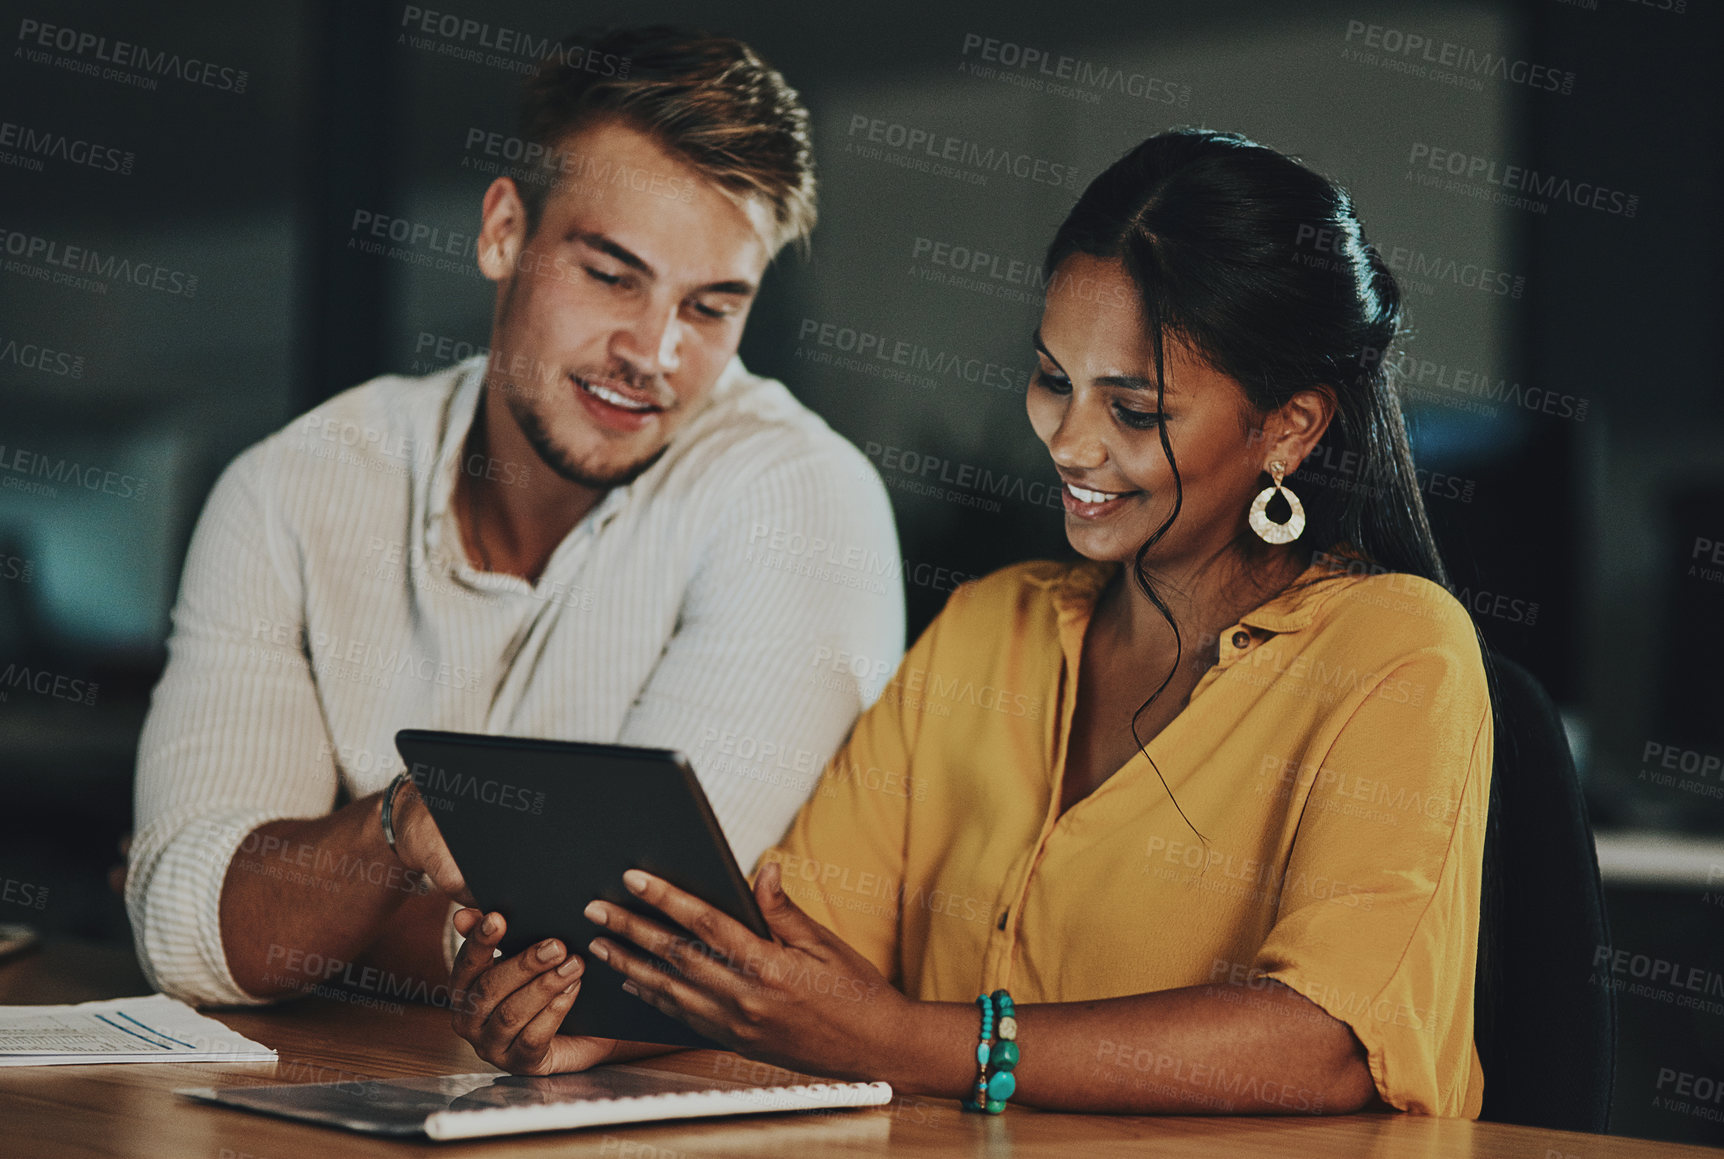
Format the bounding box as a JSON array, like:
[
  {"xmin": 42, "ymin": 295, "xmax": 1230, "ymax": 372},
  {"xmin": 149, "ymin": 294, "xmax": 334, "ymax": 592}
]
[{"xmin": 1248, "ymin": 460, "xmax": 1305, "ymax": 544}]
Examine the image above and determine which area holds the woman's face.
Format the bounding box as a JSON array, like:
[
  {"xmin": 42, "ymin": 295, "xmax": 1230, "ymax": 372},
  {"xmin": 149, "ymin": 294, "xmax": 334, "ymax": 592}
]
[{"xmin": 1026, "ymin": 254, "xmax": 1274, "ymax": 569}]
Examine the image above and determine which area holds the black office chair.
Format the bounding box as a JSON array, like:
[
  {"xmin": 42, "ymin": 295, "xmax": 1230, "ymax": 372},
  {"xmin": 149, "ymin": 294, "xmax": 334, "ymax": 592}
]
[{"xmin": 1473, "ymin": 650, "xmax": 1616, "ymax": 1131}]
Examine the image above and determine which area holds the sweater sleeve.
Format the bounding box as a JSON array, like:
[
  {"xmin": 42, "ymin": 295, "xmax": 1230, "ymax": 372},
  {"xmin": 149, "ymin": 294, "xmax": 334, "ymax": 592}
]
[
  {"xmin": 618, "ymin": 440, "xmax": 905, "ymax": 874},
  {"xmin": 125, "ymin": 445, "xmax": 340, "ymax": 1006},
  {"xmin": 751, "ymin": 586, "xmax": 960, "ymax": 985}
]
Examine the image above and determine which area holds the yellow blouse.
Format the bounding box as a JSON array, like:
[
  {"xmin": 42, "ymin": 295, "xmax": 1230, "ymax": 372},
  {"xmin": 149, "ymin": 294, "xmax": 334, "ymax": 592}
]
[{"xmin": 758, "ymin": 555, "xmax": 1493, "ymax": 1117}]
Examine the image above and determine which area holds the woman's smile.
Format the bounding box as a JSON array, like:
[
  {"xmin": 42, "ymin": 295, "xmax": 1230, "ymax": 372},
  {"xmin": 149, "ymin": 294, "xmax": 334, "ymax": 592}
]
[{"xmin": 1060, "ymin": 477, "xmax": 1143, "ymax": 520}]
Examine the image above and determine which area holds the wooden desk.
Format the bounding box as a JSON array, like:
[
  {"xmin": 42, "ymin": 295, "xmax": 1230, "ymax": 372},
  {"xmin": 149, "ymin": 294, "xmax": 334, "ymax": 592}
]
[{"xmin": 0, "ymin": 940, "xmax": 1712, "ymax": 1158}]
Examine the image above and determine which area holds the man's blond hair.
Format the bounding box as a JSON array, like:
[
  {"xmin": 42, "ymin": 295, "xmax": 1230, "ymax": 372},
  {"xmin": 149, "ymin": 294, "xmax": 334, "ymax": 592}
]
[{"xmin": 517, "ymin": 25, "xmax": 816, "ymax": 256}]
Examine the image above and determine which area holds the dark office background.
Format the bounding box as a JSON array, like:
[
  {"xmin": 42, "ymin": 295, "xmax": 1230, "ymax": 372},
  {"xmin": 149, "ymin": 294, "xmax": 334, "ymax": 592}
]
[{"xmin": 2, "ymin": 0, "xmax": 1719, "ymax": 1144}]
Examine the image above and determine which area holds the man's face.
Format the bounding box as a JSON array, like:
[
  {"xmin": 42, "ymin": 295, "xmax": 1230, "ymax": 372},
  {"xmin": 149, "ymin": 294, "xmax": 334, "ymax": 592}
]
[{"xmin": 477, "ymin": 118, "xmax": 773, "ymax": 488}]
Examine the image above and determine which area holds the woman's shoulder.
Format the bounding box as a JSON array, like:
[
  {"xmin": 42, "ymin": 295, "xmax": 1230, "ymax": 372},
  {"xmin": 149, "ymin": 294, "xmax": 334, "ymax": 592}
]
[
  {"xmin": 912, "ymin": 558, "xmax": 1109, "ymax": 648},
  {"xmin": 1337, "ymin": 570, "xmax": 1475, "ymax": 636},
  {"xmin": 1306, "ymin": 560, "xmax": 1486, "ymax": 679},
  {"xmin": 947, "ymin": 558, "xmax": 1111, "ymax": 613}
]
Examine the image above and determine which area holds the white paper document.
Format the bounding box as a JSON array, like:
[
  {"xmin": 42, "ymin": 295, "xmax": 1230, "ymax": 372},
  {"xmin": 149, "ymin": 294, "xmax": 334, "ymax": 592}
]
[{"xmin": 0, "ymin": 994, "xmax": 277, "ymax": 1066}]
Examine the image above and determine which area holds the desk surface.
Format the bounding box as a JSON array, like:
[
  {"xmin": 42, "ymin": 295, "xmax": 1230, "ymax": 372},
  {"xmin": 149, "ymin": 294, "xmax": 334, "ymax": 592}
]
[{"xmin": 0, "ymin": 940, "xmax": 1713, "ymax": 1158}]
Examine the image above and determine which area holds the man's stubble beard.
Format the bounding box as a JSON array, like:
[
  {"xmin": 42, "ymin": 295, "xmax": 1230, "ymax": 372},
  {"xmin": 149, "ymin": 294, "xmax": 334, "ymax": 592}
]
[
  {"xmin": 486, "ymin": 265, "xmax": 670, "ymax": 490},
  {"xmin": 503, "ymin": 384, "xmax": 669, "ymax": 491}
]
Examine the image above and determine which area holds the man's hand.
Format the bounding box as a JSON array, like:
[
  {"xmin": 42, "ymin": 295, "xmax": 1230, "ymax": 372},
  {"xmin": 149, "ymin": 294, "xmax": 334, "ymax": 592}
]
[
  {"xmin": 449, "ymin": 907, "xmax": 626, "ymax": 1075},
  {"xmin": 220, "ymin": 784, "xmax": 471, "ymax": 1002},
  {"xmin": 388, "ymin": 780, "xmax": 475, "ymax": 906}
]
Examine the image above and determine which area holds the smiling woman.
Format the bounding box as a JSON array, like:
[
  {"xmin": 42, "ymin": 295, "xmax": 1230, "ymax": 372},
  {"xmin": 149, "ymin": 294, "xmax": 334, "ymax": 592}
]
[{"xmin": 449, "ymin": 129, "xmax": 1496, "ymax": 1121}]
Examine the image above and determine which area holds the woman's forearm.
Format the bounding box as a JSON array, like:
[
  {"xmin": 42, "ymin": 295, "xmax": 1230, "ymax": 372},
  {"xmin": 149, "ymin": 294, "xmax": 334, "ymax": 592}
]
[{"xmin": 871, "ymin": 979, "xmax": 1380, "ymax": 1115}]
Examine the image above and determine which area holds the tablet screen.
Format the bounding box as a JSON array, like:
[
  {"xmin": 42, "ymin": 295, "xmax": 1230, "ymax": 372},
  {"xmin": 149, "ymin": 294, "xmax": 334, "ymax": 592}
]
[{"xmin": 393, "ymin": 730, "xmax": 768, "ymax": 1049}]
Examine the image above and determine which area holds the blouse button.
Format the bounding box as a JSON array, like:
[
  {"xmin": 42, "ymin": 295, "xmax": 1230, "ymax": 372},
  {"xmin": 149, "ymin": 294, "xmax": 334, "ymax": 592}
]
[{"xmin": 1230, "ymin": 630, "xmax": 1251, "ymax": 650}]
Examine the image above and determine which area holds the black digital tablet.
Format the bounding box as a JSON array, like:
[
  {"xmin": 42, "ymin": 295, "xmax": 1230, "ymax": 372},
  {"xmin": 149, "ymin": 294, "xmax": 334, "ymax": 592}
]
[{"xmin": 392, "ymin": 729, "xmax": 769, "ymax": 1050}]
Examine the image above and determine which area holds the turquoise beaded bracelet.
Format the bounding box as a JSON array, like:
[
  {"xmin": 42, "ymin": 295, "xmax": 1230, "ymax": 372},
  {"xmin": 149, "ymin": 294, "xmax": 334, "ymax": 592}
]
[{"xmin": 961, "ymin": 989, "xmax": 1018, "ymax": 1113}]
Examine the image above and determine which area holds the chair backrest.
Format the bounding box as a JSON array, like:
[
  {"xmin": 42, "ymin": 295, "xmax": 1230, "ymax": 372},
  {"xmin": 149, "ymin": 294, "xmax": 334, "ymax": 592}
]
[{"xmin": 1474, "ymin": 651, "xmax": 1616, "ymax": 1130}]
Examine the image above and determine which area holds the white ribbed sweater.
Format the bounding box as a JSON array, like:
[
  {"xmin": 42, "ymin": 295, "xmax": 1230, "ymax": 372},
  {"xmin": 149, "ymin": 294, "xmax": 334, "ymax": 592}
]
[{"xmin": 127, "ymin": 356, "xmax": 904, "ymax": 1005}]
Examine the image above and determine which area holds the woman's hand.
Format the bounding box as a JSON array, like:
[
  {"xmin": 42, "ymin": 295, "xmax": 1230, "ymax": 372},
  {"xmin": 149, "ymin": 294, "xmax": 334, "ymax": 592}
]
[
  {"xmin": 449, "ymin": 907, "xmax": 623, "ymax": 1075},
  {"xmin": 586, "ymin": 862, "xmax": 912, "ymax": 1080}
]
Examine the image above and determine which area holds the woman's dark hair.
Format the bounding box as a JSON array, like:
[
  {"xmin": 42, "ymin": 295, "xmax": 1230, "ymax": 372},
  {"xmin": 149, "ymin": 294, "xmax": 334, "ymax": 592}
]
[
  {"xmin": 1045, "ymin": 128, "xmax": 1447, "ymax": 599},
  {"xmin": 1044, "ymin": 127, "xmax": 1501, "ymax": 1046}
]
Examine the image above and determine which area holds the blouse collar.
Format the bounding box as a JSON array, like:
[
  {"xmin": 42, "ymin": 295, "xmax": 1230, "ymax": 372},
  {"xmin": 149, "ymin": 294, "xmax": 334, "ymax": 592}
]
[{"xmin": 1044, "ymin": 547, "xmax": 1368, "ymax": 638}]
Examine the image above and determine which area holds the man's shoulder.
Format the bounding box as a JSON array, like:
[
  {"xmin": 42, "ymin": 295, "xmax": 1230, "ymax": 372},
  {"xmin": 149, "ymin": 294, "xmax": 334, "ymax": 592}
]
[
  {"xmin": 218, "ymin": 361, "xmax": 470, "ymax": 519},
  {"xmin": 282, "ymin": 361, "xmax": 465, "ymax": 449},
  {"xmin": 247, "ymin": 360, "xmax": 465, "ymax": 470},
  {"xmin": 658, "ymin": 359, "xmax": 878, "ymax": 492}
]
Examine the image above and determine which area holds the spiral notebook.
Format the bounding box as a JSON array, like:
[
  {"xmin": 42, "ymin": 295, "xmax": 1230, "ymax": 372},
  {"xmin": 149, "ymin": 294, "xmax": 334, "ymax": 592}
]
[{"xmin": 178, "ymin": 1064, "xmax": 894, "ymax": 1141}]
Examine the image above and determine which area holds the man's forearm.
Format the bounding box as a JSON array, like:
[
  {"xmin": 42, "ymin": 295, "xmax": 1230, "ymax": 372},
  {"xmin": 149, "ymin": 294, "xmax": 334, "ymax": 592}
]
[
  {"xmin": 218, "ymin": 791, "xmax": 444, "ymax": 1000},
  {"xmin": 873, "ymin": 980, "xmax": 1379, "ymax": 1115}
]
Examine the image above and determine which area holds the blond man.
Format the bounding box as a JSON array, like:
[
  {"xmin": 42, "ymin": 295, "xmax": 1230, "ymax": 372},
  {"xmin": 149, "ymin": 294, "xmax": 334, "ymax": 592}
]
[{"xmin": 128, "ymin": 26, "xmax": 902, "ymax": 1008}]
